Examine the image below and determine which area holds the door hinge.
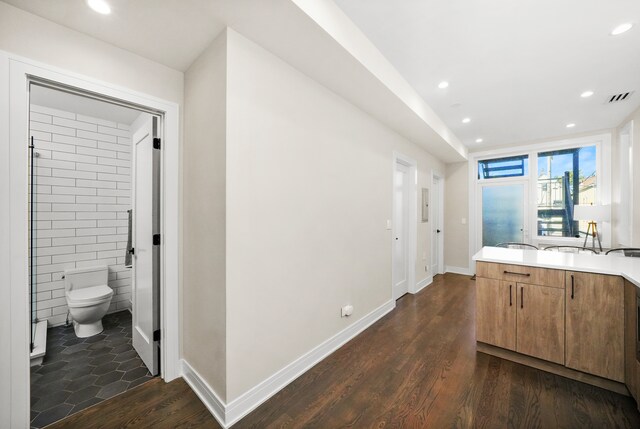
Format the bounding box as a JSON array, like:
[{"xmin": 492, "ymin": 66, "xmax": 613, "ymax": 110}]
[
  {"xmin": 153, "ymin": 329, "xmax": 161, "ymax": 342},
  {"xmin": 153, "ymin": 234, "xmax": 161, "ymax": 245},
  {"xmin": 153, "ymin": 137, "xmax": 161, "ymax": 150}
]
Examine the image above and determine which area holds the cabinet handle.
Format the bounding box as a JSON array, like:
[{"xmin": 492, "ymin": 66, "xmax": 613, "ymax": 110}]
[
  {"xmin": 504, "ymin": 270, "xmax": 531, "ymax": 277},
  {"xmin": 509, "ymin": 284, "xmax": 512, "ymax": 306},
  {"xmin": 571, "ymin": 275, "xmax": 574, "ymax": 299},
  {"xmin": 520, "ymin": 286, "xmax": 524, "ymax": 309}
]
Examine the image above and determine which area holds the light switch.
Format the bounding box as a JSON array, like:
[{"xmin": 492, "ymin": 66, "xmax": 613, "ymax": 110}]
[
  {"xmin": 461, "ymin": 218, "xmax": 467, "ymax": 225},
  {"xmin": 386, "ymin": 219, "xmax": 392, "ymax": 230}
]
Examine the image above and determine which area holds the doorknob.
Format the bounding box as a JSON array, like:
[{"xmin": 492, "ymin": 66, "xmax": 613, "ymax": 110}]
[
  {"xmin": 436, "ymin": 229, "xmax": 441, "ymax": 233},
  {"xmin": 395, "ymin": 237, "xmax": 399, "ymax": 240}
]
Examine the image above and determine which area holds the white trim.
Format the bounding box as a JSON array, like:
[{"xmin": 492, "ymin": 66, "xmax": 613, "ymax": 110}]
[
  {"xmin": 181, "ymin": 360, "xmax": 227, "ymax": 428},
  {"xmin": 392, "ymin": 152, "xmax": 417, "ymax": 296},
  {"xmin": 0, "ymin": 51, "xmax": 11, "ymax": 425},
  {"xmin": 616, "ymin": 120, "xmax": 633, "ymax": 246},
  {"xmin": 414, "ymin": 276, "xmax": 433, "ymax": 294},
  {"xmin": 181, "ymin": 299, "xmax": 395, "ymax": 428},
  {"xmin": 468, "ymin": 132, "xmax": 613, "ymax": 270},
  {"xmin": 431, "ymin": 171, "xmax": 445, "ymax": 275},
  {"xmin": 2, "ymin": 50, "xmax": 181, "ymax": 427},
  {"xmin": 225, "ymin": 299, "xmax": 395, "ymax": 426},
  {"xmin": 445, "ymin": 265, "xmax": 473, "ymax": 276}
]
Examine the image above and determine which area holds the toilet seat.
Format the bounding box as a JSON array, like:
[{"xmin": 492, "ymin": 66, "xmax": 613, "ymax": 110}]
[{"xmin": 66, "ymin": 284, "xmax": 113, "ymax": 308}]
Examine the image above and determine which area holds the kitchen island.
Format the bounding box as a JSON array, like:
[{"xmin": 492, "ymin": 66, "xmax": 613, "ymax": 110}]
[{"xmin": 473, "ymin": 247, "xmax": 640, "ymax": 409}]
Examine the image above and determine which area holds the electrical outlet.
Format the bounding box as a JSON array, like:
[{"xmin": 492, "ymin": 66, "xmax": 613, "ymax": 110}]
[{"xmin": 341, "ymin": 305, "xmax": 354, "ymax": 317}]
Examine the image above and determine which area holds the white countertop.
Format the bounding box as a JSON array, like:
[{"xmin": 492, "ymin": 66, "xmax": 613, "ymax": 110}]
[{"xmin": 473, "ymin": 247, "xmax": 640, "ymax": 288}]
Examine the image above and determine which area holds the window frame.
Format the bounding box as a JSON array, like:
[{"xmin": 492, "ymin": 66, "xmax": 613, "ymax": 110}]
[{"xmin": 469, "ymin": 133, "xmax": 611, "ymax": 267}]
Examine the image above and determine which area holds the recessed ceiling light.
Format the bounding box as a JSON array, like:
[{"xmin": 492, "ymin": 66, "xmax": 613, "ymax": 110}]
[
  {"xmin": 611, "ymin": 23, "xmax": 633, "ymax": 35},
  {"xmin": 438, "ymin": 81, "xmax": 449, "ymax": 89},
  {"xmin": 475, "ymin": 138, "xmax": 483, "ymax": 143},
  {"xmin": 87, "ymin": 0, "xmax": 111, "ymax": 15},
  {"xmin": 566, "ymin": 123, "xmax": 576, "ymax": 128},
  {"xmin": 580, "ymin": 90, "xmax": 594, "ymax": 98},
  {"xmin": 462, "ymin": 117, "xmax": 471, "ymax": 124}
]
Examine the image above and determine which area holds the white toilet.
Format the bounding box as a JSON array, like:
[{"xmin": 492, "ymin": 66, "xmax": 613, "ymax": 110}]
[{"xmin": 64, "ymin": 266, "xmax": 114, "ymax": 338}]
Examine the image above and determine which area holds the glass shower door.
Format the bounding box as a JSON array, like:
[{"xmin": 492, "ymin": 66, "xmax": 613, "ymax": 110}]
[{"xmin": 480, "ymin": 183, "xmax": 528, "ymax": 247}]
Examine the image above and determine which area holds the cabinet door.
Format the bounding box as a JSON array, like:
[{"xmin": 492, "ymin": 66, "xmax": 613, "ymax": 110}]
[
  {"xmin": 516, "ymin": 283, "xmax": 565, "ymax": 364},
  {"xmin": 624, "ymin": 280, "xmax": 638, "ymax": 402},
  {"xmin": 476, "ymin": 277, "xmax": 516, "ymax": 350},
  {"xmin": 566, "ymin": 272, "xmax": 624, "ymax": 382}
]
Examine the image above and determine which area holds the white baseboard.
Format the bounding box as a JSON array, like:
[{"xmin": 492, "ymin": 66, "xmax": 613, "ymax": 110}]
[
  {"xmin": 181, "ymin": 299, "xmax": 396, "ymax": 428},
  {"xmin": 445, "ymin": 265, "xmax": 472, "ymax": 276},
  {"xmin": 181, "ymin": 360, "xmax": 227, "ymax": 428},
  {"xmin": 413, "ymin": 276, "xmax": 433, "ymax": 294}
]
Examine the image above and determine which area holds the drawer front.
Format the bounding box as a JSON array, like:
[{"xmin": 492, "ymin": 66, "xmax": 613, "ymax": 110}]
[{"xmin": 477, "ymin": 262, "xmax": 564, "ymax": 289}]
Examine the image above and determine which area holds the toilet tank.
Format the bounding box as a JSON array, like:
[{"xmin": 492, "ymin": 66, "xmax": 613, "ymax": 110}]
[{"xmin": 64, "ymin": 266, "xmax": 108, "ymax": 292}]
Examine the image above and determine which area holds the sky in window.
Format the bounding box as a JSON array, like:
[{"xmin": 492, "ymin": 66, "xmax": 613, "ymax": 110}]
[{"xmin": 537, "ymin": 146, "xmax": 596, "ymax": 179}]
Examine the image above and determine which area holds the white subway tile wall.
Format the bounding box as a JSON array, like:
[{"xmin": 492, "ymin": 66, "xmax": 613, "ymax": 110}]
[{"xmin": 29, "ymin": 104, "xmax": 133, "ymax": 326}]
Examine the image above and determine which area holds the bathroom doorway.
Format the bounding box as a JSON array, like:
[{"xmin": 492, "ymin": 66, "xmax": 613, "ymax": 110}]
[{"xmin": 27, "ymin": 82, "xmax": 161, "ymax": 428}]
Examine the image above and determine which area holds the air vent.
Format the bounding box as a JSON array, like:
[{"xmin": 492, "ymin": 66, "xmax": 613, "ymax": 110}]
[{"xmin": 607, "ymin": 91, "xmax": 634, "ymax": 103}]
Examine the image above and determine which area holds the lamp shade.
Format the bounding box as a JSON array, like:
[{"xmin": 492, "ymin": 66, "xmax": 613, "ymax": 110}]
[{"xmin": 573, "ymin": 204, "xmax": 610, "ymax": 221}]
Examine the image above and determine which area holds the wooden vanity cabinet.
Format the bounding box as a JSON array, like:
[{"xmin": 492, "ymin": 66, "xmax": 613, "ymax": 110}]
[{"xmin": 565, "ymin": 271, "xmax": 624, "ymax": 382}]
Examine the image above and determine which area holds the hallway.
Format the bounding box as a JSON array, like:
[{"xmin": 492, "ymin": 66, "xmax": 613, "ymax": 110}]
[{"xmin": 50, "ymin": 274, "xmax": 640, "ymax": 428}]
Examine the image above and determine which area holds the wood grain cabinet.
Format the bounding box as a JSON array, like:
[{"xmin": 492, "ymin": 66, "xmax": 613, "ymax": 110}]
[
  {"xmin": 624, "ymin": 279, "xmax": 640, "ymax": 406},
  {"xmin": 565, "ymin": 271, "xmax": 624, "ymax": 382},
  {"xmin": 476, "ymin": 277, "xmax": 516, "ymax": 351},
  {"xmin": 476, "ymin": 262, "xmax": 565, "ymax": 364},
  {"xmin": 516, "ymin": 283, "xmax": 565, "ymax": 364}
]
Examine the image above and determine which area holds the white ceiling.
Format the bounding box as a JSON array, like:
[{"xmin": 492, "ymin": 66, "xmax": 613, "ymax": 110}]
[
  {"xmin": 31, "ymin": 85, "xmax": 141, "ymax": 125},
  {"xmin": 3, "ymin": 0, "xmax": 468, "ymax": 161},
  {"xmin": 6, "ymin": 1, "xmax": 640, "ymax": 153},
  {"xmin": 2, "ymin": 0, "xmax": 227, "ymax": 71},
  {"xmin": 334, "ymin": 0, "xmax": 640, "ymax": 150}
]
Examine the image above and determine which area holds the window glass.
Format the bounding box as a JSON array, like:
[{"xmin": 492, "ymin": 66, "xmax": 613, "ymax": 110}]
[
  {"xmin": 537, "ymin": 146, "xmax": 597, "ymax": 237},
  {"xmin": 478, "ymin": 155, "xmax": 529, "ymax": 179}
]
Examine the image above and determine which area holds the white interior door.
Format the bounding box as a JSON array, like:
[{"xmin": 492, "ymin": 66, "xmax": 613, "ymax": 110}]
[
  {"xmin": 431, "ymin": 176, "xmax": 443, "ymax": 275},
  {"xmin": 131, "ymin": 113, "xmax": 159, "ymax": 375},
  {"xmin": 393, "ymin": 162, "xmax": 410, "ymax": 299}
]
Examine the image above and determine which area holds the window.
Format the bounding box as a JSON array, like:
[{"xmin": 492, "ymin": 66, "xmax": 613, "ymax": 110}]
[
  {"xmin": 536, "ymin": 146, "xmax": 597, "ymax": 238},
  {"xmin": 478, "ymin": 155, "xmax": 529, "ymax": 179}
]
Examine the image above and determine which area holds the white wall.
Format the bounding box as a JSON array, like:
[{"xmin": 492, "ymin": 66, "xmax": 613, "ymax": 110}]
[
  {"xmin": 224, "ymin": 29, "xmax": 444, "ymax": 400},
  {"xmin": 615, "ymin": 106, "xmax": 640, "ymax": 246},
  {"xmin": 0, "ymin": 2, "xmax": 183, "ymax": 104},
  {"xmin": 29, "ymin": 104, "xmax": 133, "ymax": 326},
  {"xmin": 444, "ymin": 162, "xmax": 469, "ymax": 271},
  {"xmin": 183, "ymin": 30, "xmax": 228, "ymax": 400}
]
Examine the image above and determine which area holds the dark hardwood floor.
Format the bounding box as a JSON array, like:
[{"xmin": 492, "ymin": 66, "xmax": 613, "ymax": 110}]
[{"xmin": 49, "ymin": 273, "xmax": 640, "ymax": 428}]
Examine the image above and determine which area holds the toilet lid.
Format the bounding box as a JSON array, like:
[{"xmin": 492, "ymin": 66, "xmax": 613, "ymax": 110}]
[{"xmin": 67, "ymin": 284, "xmax": 113, "ymax": 306}]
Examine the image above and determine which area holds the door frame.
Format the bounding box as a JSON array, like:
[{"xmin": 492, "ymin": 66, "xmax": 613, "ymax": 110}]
[
  {"xmin": 392, "ymin": 152, "xmax": 417, "ymax": 298},
  {"xmin": 1, "ymin": 50, "xmax": 180, "ymax": 427},
  {"xmin": 431, "ymin": 172, "xmax": 444, "ymax": 275}
]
